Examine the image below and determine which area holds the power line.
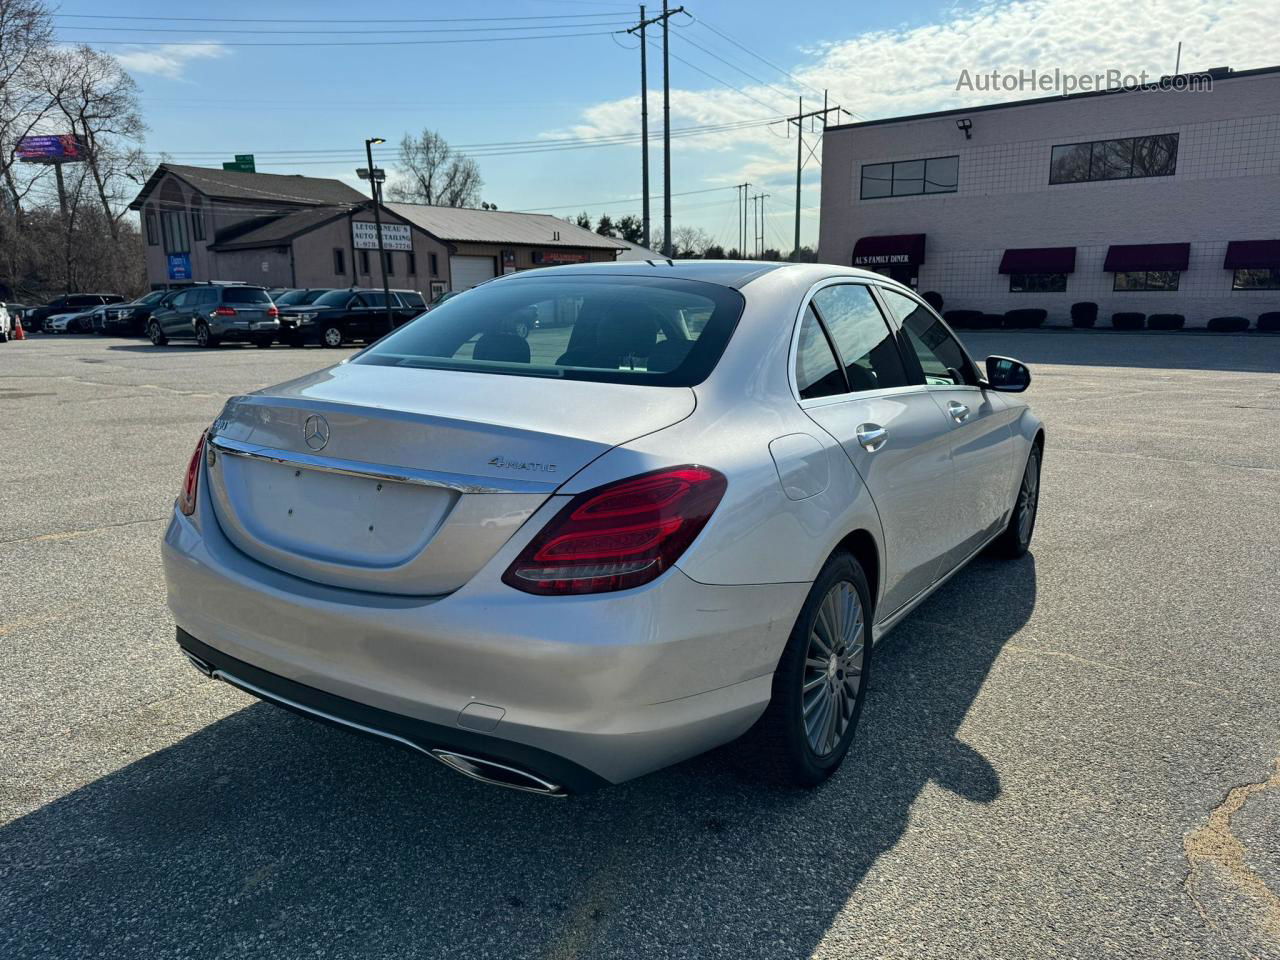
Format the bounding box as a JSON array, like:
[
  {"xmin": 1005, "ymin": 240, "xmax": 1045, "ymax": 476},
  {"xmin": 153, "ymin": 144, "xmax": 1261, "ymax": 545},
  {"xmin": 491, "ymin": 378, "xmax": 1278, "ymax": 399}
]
[
  {"xmin": 641, "ymin": 35, "xmax": 785, "ymax": 118},
  {"xmin": 53, "ymin": 12, "xmax": 629, "ymax": 23},
  {"xmin": 59, "ymin": 30, "xmax": 621, "ymax": 47},
  {"xmin": 59, "ymin": 21, "xmax": 635, "ymax": 36},
  {"xmin": 670, "ymin": 31, "xmax": 799, "ymax": 112},
  {"xmin": 514, "ymin": 185, "xmax": 731, "ymax": 212}
]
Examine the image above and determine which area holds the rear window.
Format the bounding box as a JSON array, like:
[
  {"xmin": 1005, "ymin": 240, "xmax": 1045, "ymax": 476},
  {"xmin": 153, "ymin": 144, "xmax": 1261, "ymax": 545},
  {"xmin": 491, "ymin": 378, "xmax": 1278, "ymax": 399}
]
[
  {"xmin": 354, "ymin": 274, "xmax": 744, "ymax": 387},
  {"xmin": 223, "ymin": 288, "xmax": 271, "ymax": 304},
  {"xmin": 274, "ymin": 290, "xmax": 308, "ymax": 305},
  {"xmin": 399, "ymin": 291, "xmax": 426, "ymax": 308}
]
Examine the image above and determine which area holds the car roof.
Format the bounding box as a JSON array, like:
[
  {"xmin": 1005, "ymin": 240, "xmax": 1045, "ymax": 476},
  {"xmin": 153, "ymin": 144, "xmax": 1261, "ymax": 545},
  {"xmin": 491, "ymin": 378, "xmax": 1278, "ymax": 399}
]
[{"xmin": 511, "ymin": 259, "xmax": 788, "ymax": 289}]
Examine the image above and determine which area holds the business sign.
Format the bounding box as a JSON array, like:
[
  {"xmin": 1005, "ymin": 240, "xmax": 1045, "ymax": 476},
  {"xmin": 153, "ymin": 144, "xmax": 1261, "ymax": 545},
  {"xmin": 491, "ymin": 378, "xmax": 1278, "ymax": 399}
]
[
  {"xmin": 167, "ymin": 253, "xmax": 192, "ymax": 281},
  {"xmin": 16, "ymin": 134, "xmax": 88, "ymax": 163},
  {"xmin": 853, "ymin": 253, "xmax": 912, "ymax": 265},
  {"xmin": 532, "ymin": 250, "xmax": 590, "ymax": 265},
  {"xmin": 222, "ymin": 154, "xmax": 256, "ymax": 173},
  {"xmin": 352, "ymin": 221, "xmax": 412, "ymax": 251}
]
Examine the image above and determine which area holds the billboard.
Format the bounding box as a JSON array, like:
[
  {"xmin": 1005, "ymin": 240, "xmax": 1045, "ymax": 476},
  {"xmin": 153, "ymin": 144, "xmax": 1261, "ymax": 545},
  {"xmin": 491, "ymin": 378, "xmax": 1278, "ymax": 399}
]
[
  {"xmin": 352, "ymin": 221, "xmax": 412, "ymax": 251},
  {"xmin": 16, "ymin": 134, "xmax": 88, "ymax": 163}
]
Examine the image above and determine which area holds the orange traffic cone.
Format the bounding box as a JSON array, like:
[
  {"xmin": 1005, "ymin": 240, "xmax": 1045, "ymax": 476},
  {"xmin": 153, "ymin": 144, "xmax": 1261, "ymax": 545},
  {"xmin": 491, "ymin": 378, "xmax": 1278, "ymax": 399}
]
[{"xmin": 13, "ymin": 317, "xmax": 25, "ymax": 340}]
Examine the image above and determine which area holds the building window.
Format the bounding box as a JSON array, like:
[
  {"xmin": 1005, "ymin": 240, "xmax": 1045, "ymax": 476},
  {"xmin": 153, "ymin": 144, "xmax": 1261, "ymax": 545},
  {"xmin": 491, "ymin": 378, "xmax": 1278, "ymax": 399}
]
[
  {"xmin": 861, "ymin": 155, "xmax": 959, "ymax": 199},
  {"xmin": 1114, "ymin": 270, "xmax": 1180, "ymax": 291},
  {"xmin": 1050, "ymin": 133, "xmax": 1178, "ymax": 184},
  {"xmin": 1232, "ymin": 268, "xmax": 1280, "ymax": 290},
  {"xmin": 160, "ymin": 209, "xmax": 189, "ymax": 254},
  {"xmin": 190, "ymin": 202, "xmax": 205, "ymax": 242},
  {"xmin": 383, "ymin": 251, "xmax": 394, "ymax": 276},
  {"xmin": 145, "ymin": 211, "xmax": 158, "ymax": 245},
  {"xmin": 358, "ymin": 249, "xmax": 370, "ymax": 274},
  {"xmin": 1009, "ymin": 272, "xmax": 1068, "ymax": 293},
  {"xmin": 333, "ymin": 248, "xmax": 346, "ymax": 275},
  {"xmin": 408, "ymin": 251, "xmax": 417, "ymax": 275},
  {"xmin": 430, "ymin": 252, "xmax": 439, "ymax": 276}
]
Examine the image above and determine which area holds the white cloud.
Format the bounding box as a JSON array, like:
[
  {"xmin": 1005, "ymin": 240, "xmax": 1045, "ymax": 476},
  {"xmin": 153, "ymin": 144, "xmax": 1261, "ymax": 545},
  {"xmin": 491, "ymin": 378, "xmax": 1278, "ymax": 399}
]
[
  {"xmin": 559, "ymin": 0, "xmax": 1276, "ymax": 193},
  {"xmin": 115, "ymin": 42, "xmax": 230, "ymax": 80}
]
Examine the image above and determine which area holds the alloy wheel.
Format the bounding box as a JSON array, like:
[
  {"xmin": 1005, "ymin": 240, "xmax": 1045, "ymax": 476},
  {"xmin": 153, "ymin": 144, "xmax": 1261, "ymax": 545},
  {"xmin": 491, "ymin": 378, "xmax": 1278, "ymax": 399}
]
[
  {"xmin": 323, "ymin": 327, "xmax": 342, "ymax": 347},
  {"xmin": 1017, "ymin": 455, "xmax": 1040, "ymax": 545},
  {"xmin": 801, "ymin": 580, "xmax": 865, "ymax": 757}
]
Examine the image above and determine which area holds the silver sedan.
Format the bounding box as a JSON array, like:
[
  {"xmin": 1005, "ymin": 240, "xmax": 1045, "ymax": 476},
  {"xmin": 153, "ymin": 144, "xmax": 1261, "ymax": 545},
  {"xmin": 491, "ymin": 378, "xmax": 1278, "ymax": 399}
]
[{"xmin": 163, "ymin": 261, "xmax": 1043, "ymax": 795}]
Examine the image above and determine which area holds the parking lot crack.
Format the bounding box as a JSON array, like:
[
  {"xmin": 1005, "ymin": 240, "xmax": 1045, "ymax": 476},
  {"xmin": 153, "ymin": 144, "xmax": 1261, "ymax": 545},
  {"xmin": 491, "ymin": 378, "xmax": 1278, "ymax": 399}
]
[
  {"xmin": 0, "ymin": 516, "xmax": 168, "ymax": 546},
  {"xmin": 1183, "ymin": 755, "xmax": 1280, "ymax": 953}
]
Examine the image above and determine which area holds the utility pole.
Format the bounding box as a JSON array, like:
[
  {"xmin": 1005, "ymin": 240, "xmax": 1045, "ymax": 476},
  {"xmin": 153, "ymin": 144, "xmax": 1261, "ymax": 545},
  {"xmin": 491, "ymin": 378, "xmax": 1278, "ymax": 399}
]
[
  {"xmin": 628, "ymin": 6, "xmax": 651, "ymax": 250},
  {"xmin": 734, "ymin": 182, "xmax": 750, "ymax": 255},
  {"xmin": 750, "ymin": 193, "xmax": 769, "ymax": 257},
  {"xmin": 785, "ymin": 93, "xmax": 845, "ymax": 260},
  {"xmin": 362, "ymin": 137, "xmax": 394, "ymax": 334},
  {"xmin": 624, "ymin": 3, "xmax": 683, "ymax": 257}
]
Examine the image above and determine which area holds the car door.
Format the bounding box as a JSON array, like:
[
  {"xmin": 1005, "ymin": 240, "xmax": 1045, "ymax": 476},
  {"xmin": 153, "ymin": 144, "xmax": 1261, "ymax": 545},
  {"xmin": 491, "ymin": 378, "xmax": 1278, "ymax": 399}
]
[
  {"xmin": 877, "ymin": 286, "xmax": 1017, "ymax": 569},
  {"xmin": 162, "ymin": 290, "xmax": 193, "ymax": 338},
  {"xmin": 795, "ymin": 282, "xmax": 958, "ymax": 617}
]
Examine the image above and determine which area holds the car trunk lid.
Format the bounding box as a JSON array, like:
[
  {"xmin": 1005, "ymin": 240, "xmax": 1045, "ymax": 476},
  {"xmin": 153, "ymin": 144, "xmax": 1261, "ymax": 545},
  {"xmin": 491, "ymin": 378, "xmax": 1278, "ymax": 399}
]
[{"xmin": 205, "ymin": 363, "xmax": 695, "ymax": 595}]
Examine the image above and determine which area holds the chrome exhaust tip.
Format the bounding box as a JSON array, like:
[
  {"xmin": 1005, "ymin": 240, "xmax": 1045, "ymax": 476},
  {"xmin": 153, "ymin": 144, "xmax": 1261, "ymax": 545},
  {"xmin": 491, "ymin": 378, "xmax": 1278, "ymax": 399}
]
[
  {"xmin": 431, "ymin": 750, "xmax": 566, "ymax": 797},
  {"xmin": 182, "ymin": 650, "xmax": 214, "ymax": 677}
]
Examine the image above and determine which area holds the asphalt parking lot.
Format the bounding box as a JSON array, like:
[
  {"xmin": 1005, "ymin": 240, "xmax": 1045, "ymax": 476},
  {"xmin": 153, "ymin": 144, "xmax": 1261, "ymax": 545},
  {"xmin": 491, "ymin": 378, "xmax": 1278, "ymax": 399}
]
[{"xmin": 2, "ymin": 331, "xmax": 1279, "ymax": 960}]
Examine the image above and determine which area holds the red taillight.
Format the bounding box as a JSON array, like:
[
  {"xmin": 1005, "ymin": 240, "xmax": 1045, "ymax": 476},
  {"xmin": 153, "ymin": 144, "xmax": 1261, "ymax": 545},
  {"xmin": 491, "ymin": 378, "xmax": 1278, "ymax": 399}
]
[
  {"xmin": 503, "ymin": 466, "xmax": 727, "ymax": 596},
  {"xmin": 266, "ymin": 305, "xmax": 279, "ymax": 318},
  {"xmin": 214, "ymin": 305, "xmax": 236, "ymax": 317},
  {"xmin": 179, "ymin": 431, "xmax": 207, "ymax": 516}
]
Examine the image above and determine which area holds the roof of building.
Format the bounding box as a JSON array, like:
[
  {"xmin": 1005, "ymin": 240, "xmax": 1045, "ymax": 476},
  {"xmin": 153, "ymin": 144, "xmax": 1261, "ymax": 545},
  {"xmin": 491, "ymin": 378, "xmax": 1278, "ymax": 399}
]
[
  {"xmin": 211, "ymin": 206, "xmax": 353, "ymax": 250},
  {"xmin": 130, "ymin": 164, "xmax": 366, "ymax": 210},
  {"xmin": 386, "ymin": 203, "xmax": 628, "ymax": 249},
  {"xmin": 826, "ymin": 63, "xmax": 1280, "ymax": 132}
]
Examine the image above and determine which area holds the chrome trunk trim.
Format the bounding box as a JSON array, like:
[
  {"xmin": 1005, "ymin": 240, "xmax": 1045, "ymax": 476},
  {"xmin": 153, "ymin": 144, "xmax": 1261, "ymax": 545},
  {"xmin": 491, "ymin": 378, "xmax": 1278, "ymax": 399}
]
[{"xmin": 207, "ymin": 434, "xmax": 555, "ymax": 495}]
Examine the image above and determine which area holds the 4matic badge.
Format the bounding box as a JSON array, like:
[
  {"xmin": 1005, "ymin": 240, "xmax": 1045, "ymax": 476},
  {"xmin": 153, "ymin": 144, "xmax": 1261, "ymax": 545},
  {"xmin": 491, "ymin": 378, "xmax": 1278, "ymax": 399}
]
[{"xmin": 488, "ymin": 455, "xmax": 557, "ymax": 474}]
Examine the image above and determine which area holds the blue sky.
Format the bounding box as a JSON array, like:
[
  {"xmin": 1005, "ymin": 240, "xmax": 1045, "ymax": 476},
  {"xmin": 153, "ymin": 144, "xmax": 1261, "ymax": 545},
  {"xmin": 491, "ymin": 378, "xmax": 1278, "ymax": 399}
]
[{"xmin": 58, "ymin": 0, "xmax": 1274, "ymax": 251}]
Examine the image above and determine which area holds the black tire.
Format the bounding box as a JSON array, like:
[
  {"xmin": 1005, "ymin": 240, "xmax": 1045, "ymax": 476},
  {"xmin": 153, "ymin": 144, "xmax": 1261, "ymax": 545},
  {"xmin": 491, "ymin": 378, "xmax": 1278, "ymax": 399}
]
[
  {"xmin": 991, "ymin": 446, "xmax": 1041, "ymax": 558},
  {"xmin": 195, "ymin": 323, "xmax": 218, "ymax": 348},
  {"xmin": 749, "ymin": 551, "xmax": 873, "ymax": 787},
  {"xmin": 320, "ymin": 325, "xmax": 343, "ymax": 348},
  {"xmin": 148, "ymin": 321, "xmax": 167, "ymax": 346}
]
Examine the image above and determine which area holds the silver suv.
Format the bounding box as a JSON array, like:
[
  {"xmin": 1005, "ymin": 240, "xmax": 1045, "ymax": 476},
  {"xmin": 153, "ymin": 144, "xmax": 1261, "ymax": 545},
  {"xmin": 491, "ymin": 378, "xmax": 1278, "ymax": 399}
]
[{"xmin": 147, "ymin": 285, "xmax": 280, "ymax": 348}]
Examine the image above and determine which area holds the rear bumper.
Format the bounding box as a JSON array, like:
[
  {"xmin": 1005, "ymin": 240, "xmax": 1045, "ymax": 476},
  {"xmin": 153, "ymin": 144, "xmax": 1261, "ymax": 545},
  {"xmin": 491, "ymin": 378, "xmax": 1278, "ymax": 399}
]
[
  {"xmin": 177, "ymin": 628, "xmax": 606, "ymax": 794},
  {"xmin": 162, "ymin": 493, "xmax": 807, "ymax": 787}
]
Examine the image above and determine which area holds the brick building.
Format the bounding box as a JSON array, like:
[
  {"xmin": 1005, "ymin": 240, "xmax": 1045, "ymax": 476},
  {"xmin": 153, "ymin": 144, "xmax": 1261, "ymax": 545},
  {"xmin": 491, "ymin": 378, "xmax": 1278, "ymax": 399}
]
[{"xmin": 818, "ymin": 65, "xmax": 1280, "ymax": 322}]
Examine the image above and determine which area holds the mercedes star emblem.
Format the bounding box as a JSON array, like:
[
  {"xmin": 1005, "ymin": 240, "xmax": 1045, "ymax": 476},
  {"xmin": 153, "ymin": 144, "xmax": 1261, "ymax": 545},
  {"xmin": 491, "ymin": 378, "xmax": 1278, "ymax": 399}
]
[{"xmin": 302, "ymin": 414, "xmax": 330, "ymax": 451}]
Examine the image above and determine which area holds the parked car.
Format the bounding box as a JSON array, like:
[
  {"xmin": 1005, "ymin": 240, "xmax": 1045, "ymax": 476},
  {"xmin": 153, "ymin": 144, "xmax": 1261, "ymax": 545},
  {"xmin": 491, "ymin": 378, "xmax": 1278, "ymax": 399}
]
[
  {"xmin": 91, "ymin": 290, "xmax": 173, "ymax": 336},
  {"xmin": 45, "ymin": 307, "xmax": 99, "ymax": 334},
  {"xmin": 25, "ymin": 294, "xmax": 124, "ymax": 333},
  {"xmin": 279, "ymin": 287, "xmax": 425, "ymax": 347},
  {"xmin": 273, "ymin": 288, "xmax": 334, "ymax": 309},
  {"xmin": 165, "ymin": 261, "xmax": 1043, "ymax": 795},
  {"xmin": 148, "ymin": 285, "xmax": 279, "ymax": 348}
]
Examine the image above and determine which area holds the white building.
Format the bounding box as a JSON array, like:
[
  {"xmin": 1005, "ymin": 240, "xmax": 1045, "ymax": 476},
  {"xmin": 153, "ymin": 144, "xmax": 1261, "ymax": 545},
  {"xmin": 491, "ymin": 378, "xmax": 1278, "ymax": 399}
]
[{"xmin": 818, "ymin": 66, "xmax": 1280, "ymax": 324}]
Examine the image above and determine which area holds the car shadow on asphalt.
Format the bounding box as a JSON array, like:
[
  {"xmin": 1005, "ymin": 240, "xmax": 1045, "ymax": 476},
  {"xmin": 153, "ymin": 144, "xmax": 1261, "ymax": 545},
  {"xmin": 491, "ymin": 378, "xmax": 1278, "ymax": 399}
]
[{"xmin": 0, "ymin": 554, "xmax": 1035, "ymax": 959}]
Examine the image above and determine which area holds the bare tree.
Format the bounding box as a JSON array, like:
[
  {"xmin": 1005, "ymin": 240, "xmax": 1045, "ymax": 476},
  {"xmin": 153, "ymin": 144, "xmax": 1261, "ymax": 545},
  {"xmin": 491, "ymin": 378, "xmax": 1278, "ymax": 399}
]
[
  {"xmin": 672, "ymin": 225, "xmax": 711, "ymax": 258},
  {"xmin": 386, "ymin": 129, "xmax": 483, "ymax": 207},
  {"xmin": 44, "ymin": 44, "xmax": 147, "ymax": 237},
  {"xmin": 0, "ymin": 0, "xmax": 55, "ymax": 217}
]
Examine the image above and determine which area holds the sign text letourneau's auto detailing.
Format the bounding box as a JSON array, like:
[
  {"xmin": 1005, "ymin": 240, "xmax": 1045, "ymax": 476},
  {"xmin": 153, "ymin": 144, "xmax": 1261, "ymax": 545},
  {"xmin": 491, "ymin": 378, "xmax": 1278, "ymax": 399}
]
[{"xmin": 352, "ymin": 221, "xmax": 412, "ymax": 251}]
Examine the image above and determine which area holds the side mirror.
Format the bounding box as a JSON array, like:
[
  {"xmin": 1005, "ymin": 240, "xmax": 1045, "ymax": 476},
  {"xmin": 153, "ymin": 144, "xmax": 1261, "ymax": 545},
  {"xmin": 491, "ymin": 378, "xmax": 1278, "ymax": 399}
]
[{"xmin": 985, "ymin": 355, "xmax": 1031, "ymax": 392}]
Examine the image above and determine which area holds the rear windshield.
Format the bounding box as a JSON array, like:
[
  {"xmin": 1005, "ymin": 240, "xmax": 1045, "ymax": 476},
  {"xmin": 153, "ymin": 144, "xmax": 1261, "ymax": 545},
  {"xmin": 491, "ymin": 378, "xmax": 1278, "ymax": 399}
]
[
  {"xmin": 354, "ymin": 274, "xmax": 744, "ymax": 386},
  {"xmin": 223, "ymin": 288, "xmax": 271, "ymax": 304}
]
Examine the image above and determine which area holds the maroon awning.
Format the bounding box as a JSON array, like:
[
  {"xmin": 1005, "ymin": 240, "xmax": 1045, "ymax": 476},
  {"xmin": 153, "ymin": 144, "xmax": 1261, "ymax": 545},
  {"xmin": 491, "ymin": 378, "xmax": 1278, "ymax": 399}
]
[
  {"xmin": 1223, "ymin": 239, "xmax": 1280, "ymax": 270},
  {"xmin": 998, "ymin": 247, "xmax": 1077, "ymax": 274},
  {"xmin": 852, "ymin": 233, "xmax": 926, "ymax": 267},
  {"xmin": 1103, "ymin": 242, "xmax": 1190, "ymax": 272}
]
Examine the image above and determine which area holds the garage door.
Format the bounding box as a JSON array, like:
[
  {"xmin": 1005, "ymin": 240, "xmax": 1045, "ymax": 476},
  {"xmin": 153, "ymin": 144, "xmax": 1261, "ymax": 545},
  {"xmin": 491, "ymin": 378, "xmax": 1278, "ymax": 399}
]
[{"xmin": 449, "ymin": 255, "xmax": 496, "ymax": 291}]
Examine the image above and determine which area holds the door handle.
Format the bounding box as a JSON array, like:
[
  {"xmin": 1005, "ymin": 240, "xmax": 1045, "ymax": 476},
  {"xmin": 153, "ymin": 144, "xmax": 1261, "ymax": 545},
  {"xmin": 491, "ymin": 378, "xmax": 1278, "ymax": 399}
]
[
  {"xmin": 856, "ymin": 423, "xmax": 889, "ymax": 452},
  {"xmin": 947, "ymin": 401, "xmax": 971, "ymax": 423}
]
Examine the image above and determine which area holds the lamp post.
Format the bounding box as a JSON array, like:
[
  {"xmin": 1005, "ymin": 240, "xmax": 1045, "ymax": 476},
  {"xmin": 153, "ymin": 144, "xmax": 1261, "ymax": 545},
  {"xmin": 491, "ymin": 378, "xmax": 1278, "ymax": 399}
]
[{"xmin": 361, "ymin": 137, "xmax": 394, "ymax": 334}]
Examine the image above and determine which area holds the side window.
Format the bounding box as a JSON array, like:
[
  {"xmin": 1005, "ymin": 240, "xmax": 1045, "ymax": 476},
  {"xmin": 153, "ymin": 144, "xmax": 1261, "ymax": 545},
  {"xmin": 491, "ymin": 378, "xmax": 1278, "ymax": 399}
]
[
  {"xmin": 170, "ymin": 291, "xmax": 190, "ymax": 308},
  {"xmin": 794, "ymin": 305, "xmax": 846, "ymax": 400},
  {"xmin": 811, "ymin": 284, "xmax": 910, "ymax": 392},
  {"xmin": 880, "ymin": 288, "xmax": 975, "ymax": 386}
]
